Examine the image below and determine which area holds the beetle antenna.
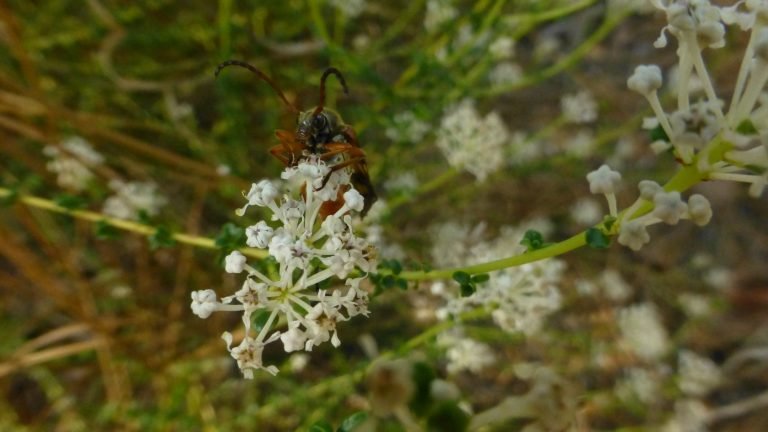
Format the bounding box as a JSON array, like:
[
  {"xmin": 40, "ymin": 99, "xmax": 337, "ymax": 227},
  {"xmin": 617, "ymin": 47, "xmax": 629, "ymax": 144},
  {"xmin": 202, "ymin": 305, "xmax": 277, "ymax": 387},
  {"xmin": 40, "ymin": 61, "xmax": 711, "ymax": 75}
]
[
  {"xmin": 215, "ymin": 60, "xmax": 299, "ymax": 114},
  {"xmin": 313, "ymin": 67, "xmax": 349, "ymax": 116}
]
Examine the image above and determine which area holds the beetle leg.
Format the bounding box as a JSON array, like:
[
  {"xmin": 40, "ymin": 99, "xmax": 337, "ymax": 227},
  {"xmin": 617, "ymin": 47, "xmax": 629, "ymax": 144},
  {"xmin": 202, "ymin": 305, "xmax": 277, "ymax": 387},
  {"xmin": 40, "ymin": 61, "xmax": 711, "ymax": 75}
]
[{"xmin": 318, "ymin": 156, "xmax": 367, "ymax": 189}]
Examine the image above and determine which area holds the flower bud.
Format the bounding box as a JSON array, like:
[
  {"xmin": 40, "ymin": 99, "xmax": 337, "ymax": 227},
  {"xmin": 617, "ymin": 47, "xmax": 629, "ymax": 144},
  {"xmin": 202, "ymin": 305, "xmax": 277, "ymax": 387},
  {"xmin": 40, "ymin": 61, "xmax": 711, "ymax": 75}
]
[
  {"xmin": 628, "ymin": 65, "xmax": 663, "ymax": 95},
  {"xmin": 587, "ymin": 164, "xmax": 622, "ymax": 194},
  {"xmin": 687, "ymin": 194, "xmax": 713, "ymax": 226},
  {"xmin": 224, "ymin": 250, "xmax": 247, "ymax": 273}
]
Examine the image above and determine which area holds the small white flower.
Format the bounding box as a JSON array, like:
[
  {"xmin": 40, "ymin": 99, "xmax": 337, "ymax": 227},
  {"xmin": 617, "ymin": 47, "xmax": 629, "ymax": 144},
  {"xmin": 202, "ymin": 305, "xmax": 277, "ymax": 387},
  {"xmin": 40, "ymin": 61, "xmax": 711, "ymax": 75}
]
[
  {"xmin": 638, "ymin": 180, "xmax": 663, "ymax": 201},
  {"xmin": 249, "ymin": 180, "xmax": 279, "ymax": 205},
  {"xmin": 237, "ymin": 180, "xmax": 279, "ymax": 216},
  {"xmin": 102, "ymin": 180, "xmax": 166, "ymax": 221},
  {"xmin": 652, "ymin": 190, "xmax": 688, "ymax": 225},
  {"xmin": 222, "ymin": 332, "xmax": 280, "ymax": 378},
  {"xmin": 305, "ymin": 303, "xmax": 343, "ymax": 351},
  {"xmin": 343, "ymin": 188, "xmax": 365, "ymax": 213},
  {"xmin": 627, "ymin": 65, "xmax": 663, "ymax": 95},
  {"xmin": 245, "ymin": 221, "xmax": 274, "ymax": 248},
  {"xmin": 44, "ymin": 136, "xmax": 104, "ymax": 191},
  {"xmin": 587, "ymin": 164, "xmax": 622, "ymax": 194},
  {"xmin": 190, "ymin": 289, "xmax": 218, "ymax": 319},
  {"xmin": 280, "ymin": 327, "xmax": 308, "ymax": 353},
  {"xmin": 618, "ymin": 220, "xmax": 651, "ymax": 251},
  {"xmin": 687, "ymin": 194, "xmax": 712, "ymax": 226},
  {"xmin": 224, "ymin": 251, "xmax": 247, "ymax": 274}
]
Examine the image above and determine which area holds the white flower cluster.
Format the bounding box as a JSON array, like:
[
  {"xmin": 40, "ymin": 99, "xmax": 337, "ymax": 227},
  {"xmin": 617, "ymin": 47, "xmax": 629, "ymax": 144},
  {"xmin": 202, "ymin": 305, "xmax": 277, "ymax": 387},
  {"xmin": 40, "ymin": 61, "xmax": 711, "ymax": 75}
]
[
  {"xmin": 488, "ymin": 61, "xmax": 524, "ymax": 87},
  {"xmin": 437, "ymin": 330, "xmax": 496, "ymax": 374},
  {"xmin": 618, "ymin": 302, "xmax": 670, "ymax": 362},
  {"xmin": 585, "ymin": 165, "xmax": 713, "ymax": 251},
  {"xmin": 384, "ymin": 111, "xmax": 430, "ymax": 144},
  {"xmin": 328, "ymin": 0, "xmax": 365, "ymax": 18},
  {"xmin": 102, "ymin": 180, "xmax": 167, "ymax": 221},
  {"xmin": 43, "ymin": 136, "xmax": 104, "ymax": 191},
  {"xmin": 678, "ymin": 350, "xmax": 721, "ymax": 397},
  {"xmin": 190, "ymin": 157, "xmax": 376, "ymax": 378},
  {"xmin": 431, "ymin": 221, "xmax": 564, "ymax": 336},
  {"xmin": 614, "ymin": 368, "xmax": 660, "ymax": 405},
  {"xmin": 489, "ymin": 36, "xmax": 515, "ymax": 60},
  {"xmin": 436, "ymin": 99, "xmax": 510, "ymax": 181},
  {"xmin": 630, "ymin": 1, "xmax": 768, "ymax": 195},
  {"xmin": 424, "ymin": 0, "xmax": 458, "ymax": 33},
  {"xmin": 561, "ymin": 90, "xmax": 598, "ymax": 124}
]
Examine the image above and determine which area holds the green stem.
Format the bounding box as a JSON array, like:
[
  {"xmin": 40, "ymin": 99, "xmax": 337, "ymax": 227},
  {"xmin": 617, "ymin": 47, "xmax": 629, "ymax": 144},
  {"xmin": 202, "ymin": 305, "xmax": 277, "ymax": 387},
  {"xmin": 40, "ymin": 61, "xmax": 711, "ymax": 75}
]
[
  {"xmin": 366, "ymin": 0, "xmax": 426, "ymax": 53},
  {"xmin": 511, "ymin": 0, "xmax": 597, "ymax": 26},
  {"xmin": 0, "ymin": 187, "xmax": 266, "ymax": 259},
  {"xmin": 217, "ymin": 0, "xmax": 233, "ymax": 58},
  {"xmin": 308, "ymin": 0, "xmax": 332, "ymax": 45},
  {"xmin": 397, "ymin": 153, "xmax": 712, "ymax": 281}
]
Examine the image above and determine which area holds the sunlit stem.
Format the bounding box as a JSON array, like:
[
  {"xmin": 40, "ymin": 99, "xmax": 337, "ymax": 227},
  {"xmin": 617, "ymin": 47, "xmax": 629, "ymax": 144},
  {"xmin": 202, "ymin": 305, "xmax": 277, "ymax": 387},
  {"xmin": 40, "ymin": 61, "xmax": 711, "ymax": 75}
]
[
  {"xmin": 728, "ymin": 26, "xmax": 759, "ymax": 126},
  {"xmin": 645, "ymin": 91, "xmax": 675, "ymax": 139},
  {"xmin": 684, "ymin": 32, "xmax": 724, "ymax": 121},
  {"xmin": 732, "ymin": 59, "xmax": 768, "ymax": 123}
]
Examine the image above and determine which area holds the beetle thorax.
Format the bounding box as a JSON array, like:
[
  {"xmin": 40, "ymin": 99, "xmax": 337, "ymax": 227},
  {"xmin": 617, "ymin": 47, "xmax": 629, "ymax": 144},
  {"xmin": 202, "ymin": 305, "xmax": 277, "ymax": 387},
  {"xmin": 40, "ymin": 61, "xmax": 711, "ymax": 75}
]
[{"xmin": 295, "ymin": 108, "xmax": 345, "ymax": 151}]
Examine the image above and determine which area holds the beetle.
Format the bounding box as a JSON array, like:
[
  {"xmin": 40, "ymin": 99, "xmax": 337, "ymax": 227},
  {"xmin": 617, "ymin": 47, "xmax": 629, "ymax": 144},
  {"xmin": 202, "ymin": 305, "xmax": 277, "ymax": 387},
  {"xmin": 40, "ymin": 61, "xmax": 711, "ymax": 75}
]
[{"xmin": 214, "ymin": 60, "xmax": 377, "ymax": 217}]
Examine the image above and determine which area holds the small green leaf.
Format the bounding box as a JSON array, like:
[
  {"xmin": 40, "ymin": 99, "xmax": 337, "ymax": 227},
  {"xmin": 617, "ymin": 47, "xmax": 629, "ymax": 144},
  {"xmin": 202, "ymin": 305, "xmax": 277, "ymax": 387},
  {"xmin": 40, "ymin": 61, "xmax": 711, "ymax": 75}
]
[
  {"xmin": 520, "ymin": 229, "xmax": 546, "ymax": 251},
  {"xmin": 149, "ymin": 226, "xmax": 176, "ymax": 250},
  {"xmin": 309, "ymin": 420, "xmax": 333, "ymax": 432},
  {"xmin": 452, "ymin": 271, "xmax": 471, "ymax": 285},
  {"xmin": 95, "ymin": 220, "xmax": 120, "ymax": 239},
  {"xmin": 459, "ymin": 283, "xmax": 475, "ymax": 297},
  {"xmin": 337, "ymin": 412, "xmax": 368, "ymax": 432},
  {"xmin": 736, "ymin": 119, "xmax": 758, "ymax": 135},
  {"xmin": 603, "ymin": 216, "xmax": 618, "ymax": 231},
  {"xmin": 252, "ymin": 310, "xmax": 272, "ymax": 332},
  {"xmin": 649, "ymin": 123, "xmax": 669, "ymax": 142},
  {"xmin": 137, "ymin": 209, "xmax": 152, "ymax": 224},
  {"xmin": 388, "ymin": 259, "xmax": 403, "ymax": 275},
  {"xmin": 471, "ymin": 274, "xmax": 490, "ymax": 284},
  {"xmin": 395, "ymin": 278, "xmax": 408, "ymax": 291},
  {"xmin": 54, "ymin": 194, "xmax": 87, "ymax": 210},
  {"xmin": 382, "ymin": 274, "xmax": 398, "ymax": 289},
  {"xmin": 215, "ymin": 222, "xmax": 246, "ymax": 249},
  {"xmin": 585, "ymin": 227, "xmax": 611, "ymax": 249}
]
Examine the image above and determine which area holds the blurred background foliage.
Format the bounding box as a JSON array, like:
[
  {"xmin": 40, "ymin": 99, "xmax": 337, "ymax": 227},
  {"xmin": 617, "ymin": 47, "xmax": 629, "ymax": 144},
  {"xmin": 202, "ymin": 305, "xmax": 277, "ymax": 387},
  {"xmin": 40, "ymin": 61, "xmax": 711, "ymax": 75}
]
[{"xmin": 1, "ymin": 0, "xmax": 767, "ymax": 431}]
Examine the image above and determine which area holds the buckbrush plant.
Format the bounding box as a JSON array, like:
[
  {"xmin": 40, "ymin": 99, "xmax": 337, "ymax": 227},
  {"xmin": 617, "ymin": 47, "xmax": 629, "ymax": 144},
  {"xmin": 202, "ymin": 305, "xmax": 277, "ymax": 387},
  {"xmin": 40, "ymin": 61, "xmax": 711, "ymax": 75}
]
[{"xmin": 3, "ymin": 1, "xmax": 768, "ymax": 431}]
